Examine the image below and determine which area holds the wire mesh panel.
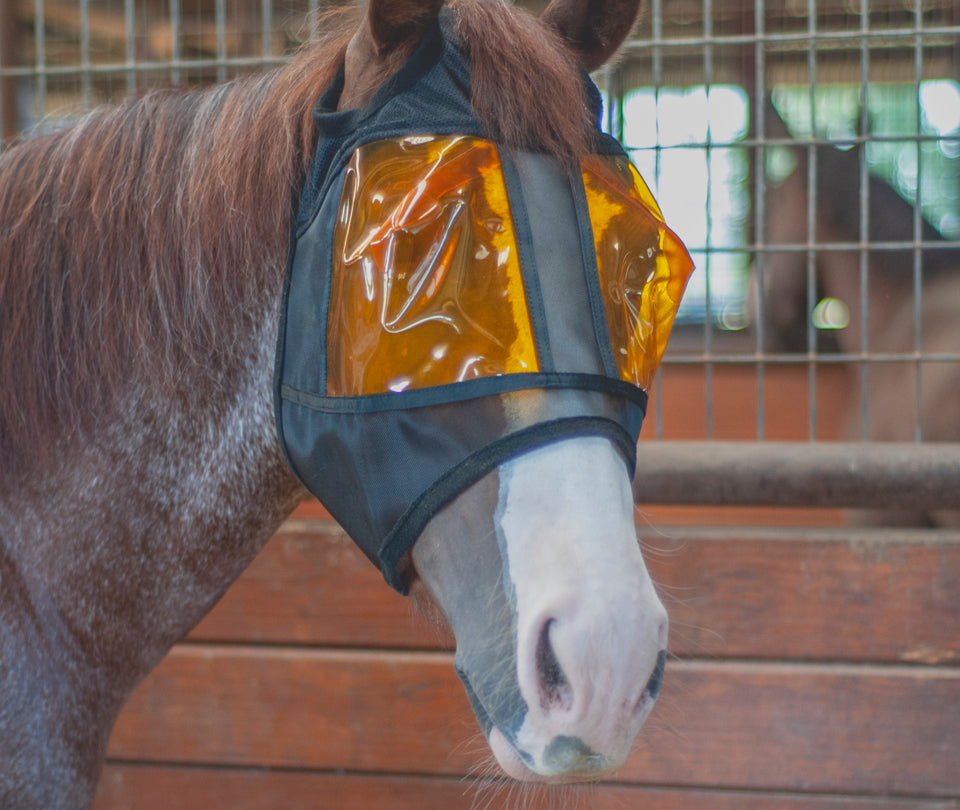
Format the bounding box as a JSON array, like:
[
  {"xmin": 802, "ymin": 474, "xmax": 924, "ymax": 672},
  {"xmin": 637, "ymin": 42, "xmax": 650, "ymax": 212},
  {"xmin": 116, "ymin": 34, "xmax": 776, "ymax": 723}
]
[{"xmin": 592, "ymin": 0, "xmax": 960, "ymax": 454}]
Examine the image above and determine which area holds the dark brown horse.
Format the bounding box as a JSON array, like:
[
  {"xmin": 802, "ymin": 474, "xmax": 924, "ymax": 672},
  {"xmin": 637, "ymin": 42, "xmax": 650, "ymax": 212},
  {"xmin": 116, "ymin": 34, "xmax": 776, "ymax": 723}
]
[
  {"xmin": 0, "ymin": 2, "xmax": 673, "ymax": 807},
  {"xmin": 760, "ymin": 107, "xmax": 960, "ymax": 525}
]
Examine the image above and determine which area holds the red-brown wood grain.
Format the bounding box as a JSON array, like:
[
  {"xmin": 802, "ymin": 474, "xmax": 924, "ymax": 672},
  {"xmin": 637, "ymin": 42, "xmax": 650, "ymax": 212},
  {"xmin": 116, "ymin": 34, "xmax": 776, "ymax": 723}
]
[
  {"xmin": 190, "ymin": 522, "xmax": 960, "ymax": 665},
  {"xmin": 650, "ymin": 526, "xmax": 960, "ymax": 663},
  {"xmin": 105, "ymin": 646, "xmax": 960, "ymax": 797},
  {"xmin": 189, "ymin": 521, "xmax": 452, "ymax": 650},
  {"xmin": 94, "ymin": 765, "xmax": 960, "ymax": 810},
  {"xmin": 646, "ymin": 361, "xmax": 851, "ymax": 442}
]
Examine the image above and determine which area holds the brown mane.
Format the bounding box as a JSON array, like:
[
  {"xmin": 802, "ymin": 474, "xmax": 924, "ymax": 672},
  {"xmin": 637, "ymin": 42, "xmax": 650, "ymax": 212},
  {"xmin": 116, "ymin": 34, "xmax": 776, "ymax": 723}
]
[
  {"xmin": 453, "ymin": 0, "xmax": 593, "ymax": 158},
  {"xmin": 0, "ymin": 1, "xmax": 593, "ymax": 477}
]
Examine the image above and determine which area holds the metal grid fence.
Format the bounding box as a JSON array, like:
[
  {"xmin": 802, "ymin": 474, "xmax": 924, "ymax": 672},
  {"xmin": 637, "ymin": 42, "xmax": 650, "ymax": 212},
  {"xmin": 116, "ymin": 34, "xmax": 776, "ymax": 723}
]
[
  {"xmin": 2, "ymin": 0, "xmax": 959, "ymax": 508},
  {"xmin": 590, "ymin": 0, "xmax": 960, "ymax": 438}
]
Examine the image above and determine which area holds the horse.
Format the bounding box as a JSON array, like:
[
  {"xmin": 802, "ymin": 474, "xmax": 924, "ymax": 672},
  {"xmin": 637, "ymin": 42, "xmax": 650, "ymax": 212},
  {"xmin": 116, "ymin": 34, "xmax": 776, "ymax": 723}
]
[
  {"xmin": 759, "ymin": 105, "xmax": 960, "ymax": 526},
  {"xmin": 0, "ymin": 1, "xmax": 681, "ymax": 806}
]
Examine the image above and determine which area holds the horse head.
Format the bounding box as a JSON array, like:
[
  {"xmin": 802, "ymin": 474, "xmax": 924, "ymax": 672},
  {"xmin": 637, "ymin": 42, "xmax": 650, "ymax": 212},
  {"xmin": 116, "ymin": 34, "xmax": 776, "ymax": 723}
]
[
  {"xmin": 274, "ymin": 0, "xmax": 691, "ymax": 781},
  {"xmin": 0, "ymin": 0, "xmax": 692, "ymax": 800},
  {"xmin": 760, "ymin": 98, "xmax": 958, "ymax": 357}
]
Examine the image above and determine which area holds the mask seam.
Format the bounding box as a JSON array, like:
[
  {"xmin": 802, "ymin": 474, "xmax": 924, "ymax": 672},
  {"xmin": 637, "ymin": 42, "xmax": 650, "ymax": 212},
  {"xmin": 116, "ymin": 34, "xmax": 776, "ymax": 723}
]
[{"xmin": 279, "ymin": 373, "xmax": 648, "ymax": 414}]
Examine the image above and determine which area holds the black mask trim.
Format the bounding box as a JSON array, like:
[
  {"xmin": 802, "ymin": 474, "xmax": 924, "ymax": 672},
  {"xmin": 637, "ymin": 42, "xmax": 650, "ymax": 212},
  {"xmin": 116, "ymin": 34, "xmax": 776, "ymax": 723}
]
[
  {"xmin": 280, "ymin": 372, "xmax": 646, "ymax": 414},
  {"xmin": 378, "ymin": 415, "xmax": 638, "ymax": 591}
]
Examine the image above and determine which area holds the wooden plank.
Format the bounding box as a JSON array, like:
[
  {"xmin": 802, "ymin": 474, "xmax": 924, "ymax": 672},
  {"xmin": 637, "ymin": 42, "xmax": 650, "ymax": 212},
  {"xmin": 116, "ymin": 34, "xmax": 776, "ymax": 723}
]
[
  {"xmin": 189, "ymin": 521, "xmax": 453, "ymax": 649},
  {"xmin": 637, "ymin": 503, "xmax": 847, "ymax": 527},
  {"xmin": 109, "ymin": 648, "xmax": 473, "ymax": 774},
  {"xmin": 93, "ymin": 765, "xmax": 960, "ymax": 810},
  {"xmin": 652, "ymin": 527, "xmax": 960, "ymax": 663},
  {"xmin": 622, "ymin": 661, "xmax": 960, "ymax": 796},
  {"xmin": 191, "ymin": 523, "xmax": 960, "ymax": 664},
  {"xmin": 647, "ymin": 363, "xmax": 850, "ymax": 442},
  {"xmin": 106, "ymin": 647, "xmax": 960, "ymax": 797}
]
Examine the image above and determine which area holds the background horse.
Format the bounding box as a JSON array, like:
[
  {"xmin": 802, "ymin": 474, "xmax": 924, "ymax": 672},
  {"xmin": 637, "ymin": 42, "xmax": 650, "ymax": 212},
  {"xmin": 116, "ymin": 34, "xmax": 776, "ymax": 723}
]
[
  {"xmin": 0, "ymin": 1, "xmax": 670, "ymax": 807},
  {"xmin": 760, "ymin": 106, "xmax": 960, "ymax": 526}
]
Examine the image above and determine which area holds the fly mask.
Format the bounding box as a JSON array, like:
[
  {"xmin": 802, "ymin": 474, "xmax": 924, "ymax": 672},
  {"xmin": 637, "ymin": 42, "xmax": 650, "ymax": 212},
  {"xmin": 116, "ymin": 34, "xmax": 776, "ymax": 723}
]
[{"xmin": 274, "ymin": 11, "xmax": 694, "ymax": 591}]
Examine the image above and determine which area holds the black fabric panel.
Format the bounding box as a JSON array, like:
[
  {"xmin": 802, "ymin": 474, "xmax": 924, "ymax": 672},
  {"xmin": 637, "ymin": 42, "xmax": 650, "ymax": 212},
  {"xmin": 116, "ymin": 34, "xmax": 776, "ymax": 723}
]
[
  {"xmin": 508, "ymin": 151, "xmax": 606, "ymax": 376},
  {"xmin": 595, "ymin": 130, "xmax": 631, "ymax": 156},
  {"xmin": 297, "ymin": 10, "xmax": 480, "ymax": 234},
  {"xmin": 498, "ymin": 387, "xmax": 645, "ymax": 443},
  {"xmin": 378, "ymin": 415, "xmax": 638, "ymax": 592},
  {"xmin": 499, "ymin": 151, "xmax": 554, "ymax": 373},
  {"xmin": 281, "ymin": 393, "xmax": 508, "ymax": 569},
  {"xmin": 280, "ymin": 170, "xmax": 342, "ymax": 396},
  {"xmin": 281, "ymin": 385, "xmax": 644, "ymax": 590}
]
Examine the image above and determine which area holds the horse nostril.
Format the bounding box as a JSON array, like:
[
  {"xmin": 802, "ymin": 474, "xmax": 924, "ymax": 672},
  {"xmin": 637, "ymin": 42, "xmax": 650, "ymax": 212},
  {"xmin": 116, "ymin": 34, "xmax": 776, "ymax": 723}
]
[
  {"xmin": 643, "ymin": 649, "xmax": 667, "ymax": 701},
  {"xmin": 536, "ymin": 620, "xmax": 573, "ymax": 711}
]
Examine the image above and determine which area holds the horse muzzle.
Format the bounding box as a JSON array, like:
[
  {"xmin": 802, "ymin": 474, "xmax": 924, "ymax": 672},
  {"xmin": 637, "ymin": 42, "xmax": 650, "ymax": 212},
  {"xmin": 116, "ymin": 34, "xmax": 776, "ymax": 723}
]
[
  {"xmin": 485, "ymin": 585, "xmax": 668, "ymax": 781},
  {"xmin": 415, "ymin": 437, "xmax": 669, "ymax": 783}
]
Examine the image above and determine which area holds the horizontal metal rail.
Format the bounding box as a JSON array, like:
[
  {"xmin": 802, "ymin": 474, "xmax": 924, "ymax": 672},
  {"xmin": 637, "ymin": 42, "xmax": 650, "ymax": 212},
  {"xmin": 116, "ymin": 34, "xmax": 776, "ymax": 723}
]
[
  {"xmin": 633, "ymin": 442, "xmax": 960, "ymax": 509},
  {"xmin": 623, "ymin": 25, "xmax": 960, "ymax": 51},
  {"xmin": 0, "ymin": 55, "xmax": 288, "ymax": 79}
]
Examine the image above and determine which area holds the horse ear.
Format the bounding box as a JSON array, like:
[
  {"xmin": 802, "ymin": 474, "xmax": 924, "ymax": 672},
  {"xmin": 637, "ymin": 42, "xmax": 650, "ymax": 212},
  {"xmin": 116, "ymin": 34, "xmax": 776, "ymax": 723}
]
[
  {"xmin": 364, "ymin": 0, "xmax": 445, "ymax": 55},
  {"xmin": 341, "ymin": 0, "xmax": 444, "ymax": 109},
  {"xmin": 540, "ymin": 0, "xmax": 642, "ymax": 72}
]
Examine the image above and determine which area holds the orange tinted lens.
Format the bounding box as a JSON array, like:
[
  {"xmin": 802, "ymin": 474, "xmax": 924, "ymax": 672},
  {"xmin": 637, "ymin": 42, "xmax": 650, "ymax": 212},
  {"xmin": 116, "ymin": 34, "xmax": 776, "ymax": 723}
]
[
  {"xmin": 327, "ymin": 136, "xmax": 538, "ymax": 397},
  {"xmin": 581, "ymin": 154, "xmax": 694, "ymax": 390}
]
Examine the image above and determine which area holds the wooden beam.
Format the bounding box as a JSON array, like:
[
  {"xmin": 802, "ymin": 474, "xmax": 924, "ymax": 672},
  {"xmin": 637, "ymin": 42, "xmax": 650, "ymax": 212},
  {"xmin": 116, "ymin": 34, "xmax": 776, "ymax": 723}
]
[
  {"xmin": 190, "ymin": 520, "xmax": 960, "ymax": 665},
  {"xmin": 634, "ymin": 441, "xmax": 960, "ymax": 510},
  {"xmin": 105, "ymin": 646, "xmax": 960, "ymax": 797},
  {"xmin": 95, "ymin": 766, "xmax": 960, "ymax": 810}
]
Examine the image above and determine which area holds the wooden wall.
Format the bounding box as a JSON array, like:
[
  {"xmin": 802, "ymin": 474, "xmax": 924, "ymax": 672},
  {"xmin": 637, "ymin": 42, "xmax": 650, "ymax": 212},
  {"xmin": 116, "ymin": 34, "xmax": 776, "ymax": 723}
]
[{"xmin": 92, "ymin": 366, "xmax": 960, "ymax": 809}]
